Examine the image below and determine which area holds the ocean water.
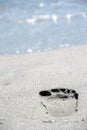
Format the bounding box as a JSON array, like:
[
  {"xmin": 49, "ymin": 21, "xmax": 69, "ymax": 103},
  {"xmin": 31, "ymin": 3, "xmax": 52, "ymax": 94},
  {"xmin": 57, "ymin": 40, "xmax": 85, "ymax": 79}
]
[{"xmin": 0, "ymin": 0, "xmax": 87, "ymax": 54}]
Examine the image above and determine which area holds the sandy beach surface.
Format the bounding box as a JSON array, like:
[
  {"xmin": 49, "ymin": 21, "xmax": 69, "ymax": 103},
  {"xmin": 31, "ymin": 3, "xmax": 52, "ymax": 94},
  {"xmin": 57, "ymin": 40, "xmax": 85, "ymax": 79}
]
[{"xmin": 0, "ymin": 45, "xmax": 87, "ymax": 130}]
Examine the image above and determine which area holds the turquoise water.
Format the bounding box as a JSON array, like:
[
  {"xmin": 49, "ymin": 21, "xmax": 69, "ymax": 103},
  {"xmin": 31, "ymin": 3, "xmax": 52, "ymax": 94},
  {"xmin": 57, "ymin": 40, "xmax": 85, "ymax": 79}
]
[{"xmin": 0, "ymin": 0, "xmax": 87, "ymax": 54}]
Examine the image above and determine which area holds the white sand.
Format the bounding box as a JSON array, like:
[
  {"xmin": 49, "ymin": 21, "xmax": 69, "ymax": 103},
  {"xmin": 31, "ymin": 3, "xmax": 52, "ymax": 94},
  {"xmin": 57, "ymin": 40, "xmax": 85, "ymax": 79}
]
[{"xmin": 0, "ymin": 45, "xmax": 87, "ymax": 130}]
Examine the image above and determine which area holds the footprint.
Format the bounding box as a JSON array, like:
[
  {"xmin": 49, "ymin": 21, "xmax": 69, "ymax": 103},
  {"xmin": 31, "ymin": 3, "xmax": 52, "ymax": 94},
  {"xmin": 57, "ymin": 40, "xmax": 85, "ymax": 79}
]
[{"xmin": 39, "ymin": 88, "xmax": 79, "ymax": 117}]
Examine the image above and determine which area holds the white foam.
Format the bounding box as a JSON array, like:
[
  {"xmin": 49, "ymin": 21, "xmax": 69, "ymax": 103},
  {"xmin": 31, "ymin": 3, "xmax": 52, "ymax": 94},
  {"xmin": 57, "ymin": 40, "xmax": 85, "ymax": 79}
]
[
  {"xmin": 16, "ymin": 50, "xmax": 20, "ymax": 54},
  {"xmin": 6, "ymin": 12, "xmax": 87, "ymax": 26},
  {"xmin": 65, "ymin": 14, "xmax": 73, "ymax": 22},
  {"xmin": 39, "ymin": 3, "xmax": 45, "ymax": 8},
  {"xmin": 37, "ymin": 14, "xmax": 51, "ymax": 20},
  {"xmin": 59, "ymin": 44, "xmax": 64, "ymax": 48},
  {"xmin": 16, "ymin": 14, "xmax": 59, "ymax": 24},
  {"xmin": 25, "ymin": 15, "xmax": 51, "ymax": 24},
  {"xmin": 65, "ymin": 43, "xmax": 70, "ymax": 47},
  {"xmin": 51, "ymin": 14, "xmax": 58, "ymax": 24},
  {"xmin": 26, "ymin": 48, "xmax": 32, "ymax": 53},
  {"xmin": 26, "ymin": 18, "xmax": 36, "ymax": 24}
]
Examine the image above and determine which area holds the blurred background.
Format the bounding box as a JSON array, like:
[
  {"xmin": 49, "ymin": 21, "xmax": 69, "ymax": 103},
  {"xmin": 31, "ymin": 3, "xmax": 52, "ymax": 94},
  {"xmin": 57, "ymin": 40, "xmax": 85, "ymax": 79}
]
[{"xmin": 0, "ymin": 0, "xmax": 87, "ymax": 54}]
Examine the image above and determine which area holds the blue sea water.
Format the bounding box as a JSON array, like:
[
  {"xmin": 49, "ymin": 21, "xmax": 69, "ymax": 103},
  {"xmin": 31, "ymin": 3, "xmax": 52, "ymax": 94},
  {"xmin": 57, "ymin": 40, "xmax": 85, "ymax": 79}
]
[{"xmin": 0, "ymin": 0, "xmax": 87, "ymax": 54}]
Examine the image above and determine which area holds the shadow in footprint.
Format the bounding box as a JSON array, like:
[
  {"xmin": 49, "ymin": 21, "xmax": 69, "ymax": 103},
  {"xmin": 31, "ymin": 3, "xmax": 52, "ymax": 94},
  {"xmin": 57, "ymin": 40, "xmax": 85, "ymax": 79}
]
[{"xmin": 39, "ymin": 88, "xmax": 79, "ymax": 117}]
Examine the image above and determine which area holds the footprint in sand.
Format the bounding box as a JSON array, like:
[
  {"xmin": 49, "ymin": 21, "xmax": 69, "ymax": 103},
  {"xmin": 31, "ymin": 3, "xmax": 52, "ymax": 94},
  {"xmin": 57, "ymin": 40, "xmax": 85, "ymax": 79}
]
[{"xmin": 39, "ymin": 88, "xmax": 79, "ymax": 117}]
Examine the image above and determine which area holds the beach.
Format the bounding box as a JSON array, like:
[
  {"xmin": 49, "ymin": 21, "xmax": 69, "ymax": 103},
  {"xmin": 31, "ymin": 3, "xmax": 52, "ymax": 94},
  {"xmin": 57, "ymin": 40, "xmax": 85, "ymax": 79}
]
[{"xmin": 0, "ymin": 45, "xmax": 87, "ymax": 130}]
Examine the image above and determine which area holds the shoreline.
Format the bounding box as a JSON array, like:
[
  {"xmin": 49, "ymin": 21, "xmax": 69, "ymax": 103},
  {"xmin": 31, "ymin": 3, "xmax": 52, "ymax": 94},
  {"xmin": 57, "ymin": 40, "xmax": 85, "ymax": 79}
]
[
  {"xmin": 0, "ymin": 44, "xmax": 87, "ymax": 67},
  {"xmin": 0, "ymin": 43, "xmax": 85, "ymax": 56},
  {"xmin": 0, "ymin": 44, "xmax": 87, "ymax": 130}
]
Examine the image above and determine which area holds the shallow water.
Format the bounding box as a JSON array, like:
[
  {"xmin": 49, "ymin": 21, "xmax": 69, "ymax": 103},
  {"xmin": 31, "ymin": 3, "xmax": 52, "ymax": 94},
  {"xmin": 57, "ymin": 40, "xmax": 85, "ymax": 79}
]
[{"xmin": 0, "ymin": 0, "xmax": 87, "ymax": 54}]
